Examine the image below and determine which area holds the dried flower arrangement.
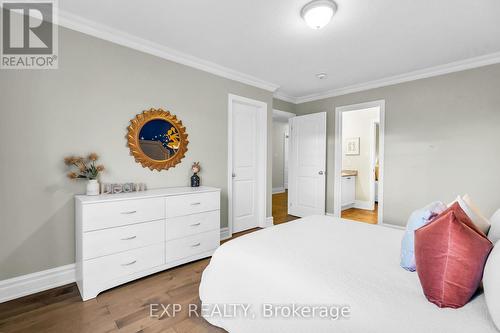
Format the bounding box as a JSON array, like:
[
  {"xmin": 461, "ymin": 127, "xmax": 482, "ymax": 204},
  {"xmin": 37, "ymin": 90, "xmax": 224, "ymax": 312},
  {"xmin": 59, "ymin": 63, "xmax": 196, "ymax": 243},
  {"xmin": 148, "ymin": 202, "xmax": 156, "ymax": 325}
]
[{"xmin": 64, "ymin": 153, "xmax": 105, "ymax": 180}]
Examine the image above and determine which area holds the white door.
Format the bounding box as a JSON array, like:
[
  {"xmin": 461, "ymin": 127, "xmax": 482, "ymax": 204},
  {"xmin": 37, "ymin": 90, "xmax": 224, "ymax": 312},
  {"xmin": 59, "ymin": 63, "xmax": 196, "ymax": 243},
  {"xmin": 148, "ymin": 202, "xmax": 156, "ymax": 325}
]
[
  {"xmin": 288, "ymin": 112, "xmax": 327, "ymax": 217},
  {"xmin": 231, "ymin": 99, "xmax": 261, "ymax": 233}
]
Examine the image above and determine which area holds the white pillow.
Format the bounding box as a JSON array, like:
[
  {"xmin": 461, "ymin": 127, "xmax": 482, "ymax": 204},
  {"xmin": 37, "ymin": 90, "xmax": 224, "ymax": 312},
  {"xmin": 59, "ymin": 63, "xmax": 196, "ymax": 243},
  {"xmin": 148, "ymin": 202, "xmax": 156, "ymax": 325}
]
[
  {"xmin": 488, "ymin": 209, "xmax": 500, "ymax": 244},
  {"xmin": 483, "ymin": 240, "xmax": 500, "ymax": 330},
  {"xmin": 451, "ymin": 195, "xmax": 491, "ymax": 234},
  {"xmin": 463, "ymin": 194, "xmax": 491, "ymax": 231}
]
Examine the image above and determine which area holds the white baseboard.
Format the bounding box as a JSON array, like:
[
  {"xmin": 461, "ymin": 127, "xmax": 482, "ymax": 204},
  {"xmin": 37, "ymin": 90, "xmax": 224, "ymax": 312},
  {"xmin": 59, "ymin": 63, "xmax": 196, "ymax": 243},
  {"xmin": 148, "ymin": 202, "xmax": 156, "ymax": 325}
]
[
  {"xmin": 272, "ymin": 187, "xmax": 285, "ymax": 194},
  {"xmin": 0, "ymin": 264, "xmax": 76, "ymax": 303},
  {"xmin": 0, "ymin": 223, "xmax": 284, "ymax": 303},
  {"xmin": 380, "ymin": 223, "xmax": 405, "ymax": 230},
  {"xmin": 341, "ymin": 203, "xmax": 354, "ymax": 211},
  {"xmin": 220, "ymin": 227, "xmax": 231, "ymax": 240},
  {"xmin": 354, "ymin": 200, "xmax": 375, "ymax": 210}
]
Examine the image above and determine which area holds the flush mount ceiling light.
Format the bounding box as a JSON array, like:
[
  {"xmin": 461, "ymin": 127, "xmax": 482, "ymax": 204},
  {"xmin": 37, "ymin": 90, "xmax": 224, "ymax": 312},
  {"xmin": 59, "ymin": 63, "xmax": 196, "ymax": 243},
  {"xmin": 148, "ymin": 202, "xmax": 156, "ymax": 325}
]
[
  {"xmin": 301, "ymin": 0, "xmax": 337, "ymax": 29},
  {"xmin": 316, "ymin": 73, "xmax": 328, "ymax": 79}
]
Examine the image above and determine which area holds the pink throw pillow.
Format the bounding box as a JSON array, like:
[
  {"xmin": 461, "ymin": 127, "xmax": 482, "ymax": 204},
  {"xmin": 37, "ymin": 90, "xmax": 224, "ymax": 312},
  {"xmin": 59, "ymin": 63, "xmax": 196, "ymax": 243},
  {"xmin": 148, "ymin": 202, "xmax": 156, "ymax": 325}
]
[{"xmin": 415, "ymin": 202, "xmax": 493, "ymax": 308}]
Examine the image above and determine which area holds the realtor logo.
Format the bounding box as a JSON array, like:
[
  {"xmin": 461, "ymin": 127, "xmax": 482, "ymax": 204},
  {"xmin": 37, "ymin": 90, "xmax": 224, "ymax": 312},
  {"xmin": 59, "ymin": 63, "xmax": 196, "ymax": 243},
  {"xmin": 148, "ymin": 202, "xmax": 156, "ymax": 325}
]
[{"xmin": 1, "ymin": 0, "xmax": 58, "ymax": 69}]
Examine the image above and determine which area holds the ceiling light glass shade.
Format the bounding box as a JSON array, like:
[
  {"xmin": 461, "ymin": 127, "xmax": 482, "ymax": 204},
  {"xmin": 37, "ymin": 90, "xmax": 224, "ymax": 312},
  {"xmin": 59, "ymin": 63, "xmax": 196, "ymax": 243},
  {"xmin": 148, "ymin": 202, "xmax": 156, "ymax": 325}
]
[{"xmin": 301, "ymin": 0, "xmax": 337, "ymax": 29}]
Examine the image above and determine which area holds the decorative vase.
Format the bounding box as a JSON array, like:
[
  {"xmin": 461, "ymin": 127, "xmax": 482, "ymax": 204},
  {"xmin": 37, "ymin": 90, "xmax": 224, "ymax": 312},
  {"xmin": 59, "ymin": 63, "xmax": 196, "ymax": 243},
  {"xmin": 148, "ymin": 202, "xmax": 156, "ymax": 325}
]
[
  {"xmin": 86, "ymin": 179, "xmax": 100, "ymax": 196},
  {"xmin": 191, "ymin": 173, "xmax": 200, "ymax": 187}
]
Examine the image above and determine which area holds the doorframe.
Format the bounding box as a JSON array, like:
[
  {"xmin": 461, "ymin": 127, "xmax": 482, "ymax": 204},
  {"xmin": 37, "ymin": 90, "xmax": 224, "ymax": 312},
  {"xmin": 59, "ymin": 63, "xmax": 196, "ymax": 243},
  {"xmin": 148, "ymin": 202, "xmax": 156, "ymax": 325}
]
[
  {"xmin": 272, "ymin": 109, "xmax": 295, "ymax": 193},
  {"xmin": 227, "ymin": 94, "xmax": 268, "ymax": 237},
  {"xmin": 283, "ymin": 130, "xmax": 289, "ymax": 190},
  {"xmin": 333, "ymin": 100, "xmax": 385, "ymax": 225},
  {"xmin": 366, "ymin": 120, "xmax": 380, "ymax": 211}
]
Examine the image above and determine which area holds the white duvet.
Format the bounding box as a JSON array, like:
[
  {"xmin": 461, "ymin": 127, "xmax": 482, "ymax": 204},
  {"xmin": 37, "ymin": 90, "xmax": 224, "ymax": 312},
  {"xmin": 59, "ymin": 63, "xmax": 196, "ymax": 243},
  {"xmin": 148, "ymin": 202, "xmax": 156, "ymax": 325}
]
[{"xmin": 199, "ymin": 215, "xmax": 497, "ymax": 333}]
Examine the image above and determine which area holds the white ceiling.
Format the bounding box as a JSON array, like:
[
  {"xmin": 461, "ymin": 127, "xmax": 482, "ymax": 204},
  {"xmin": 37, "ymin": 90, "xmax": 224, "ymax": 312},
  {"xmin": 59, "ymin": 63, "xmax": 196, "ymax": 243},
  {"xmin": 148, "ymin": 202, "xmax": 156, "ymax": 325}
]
[{"xmin": 59, "ymin": 0, "xmax": 500, "ymax": 102}]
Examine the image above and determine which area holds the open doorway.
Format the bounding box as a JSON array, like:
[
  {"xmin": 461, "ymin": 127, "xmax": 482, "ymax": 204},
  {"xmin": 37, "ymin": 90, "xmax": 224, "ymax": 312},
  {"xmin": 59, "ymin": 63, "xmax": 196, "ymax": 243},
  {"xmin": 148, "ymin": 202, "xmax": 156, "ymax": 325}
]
[
  {"xmin": 272, "ymin": 110, "xmax": 297, "ymax": 225},
  {"xmin": 334, "ymin": 100, "xmax": 385, "ymax": 225}
]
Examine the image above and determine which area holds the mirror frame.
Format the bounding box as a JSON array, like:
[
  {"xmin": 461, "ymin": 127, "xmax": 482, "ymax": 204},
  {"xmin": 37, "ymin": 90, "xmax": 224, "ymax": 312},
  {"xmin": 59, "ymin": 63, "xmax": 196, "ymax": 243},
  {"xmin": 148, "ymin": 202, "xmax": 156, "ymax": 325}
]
[{"xmin": 127, "ymin": 108, "xmax": 189, "ymax": 171}]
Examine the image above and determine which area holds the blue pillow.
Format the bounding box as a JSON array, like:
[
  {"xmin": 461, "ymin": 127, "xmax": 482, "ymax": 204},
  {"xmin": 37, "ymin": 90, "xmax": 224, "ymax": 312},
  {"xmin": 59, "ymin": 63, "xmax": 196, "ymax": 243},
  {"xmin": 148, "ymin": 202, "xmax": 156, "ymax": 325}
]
[{"xmin": 400, "ymin": 201, "xmax": 446, "ymax": 271}]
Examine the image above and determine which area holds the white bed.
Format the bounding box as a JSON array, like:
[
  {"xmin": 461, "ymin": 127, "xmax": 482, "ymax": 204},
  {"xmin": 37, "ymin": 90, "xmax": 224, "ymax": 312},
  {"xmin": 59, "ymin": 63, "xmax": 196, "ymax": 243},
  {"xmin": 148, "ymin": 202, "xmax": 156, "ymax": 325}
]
[{"xmin": 199, "ymin": 215, "xmax": 497, "ymax": 333}]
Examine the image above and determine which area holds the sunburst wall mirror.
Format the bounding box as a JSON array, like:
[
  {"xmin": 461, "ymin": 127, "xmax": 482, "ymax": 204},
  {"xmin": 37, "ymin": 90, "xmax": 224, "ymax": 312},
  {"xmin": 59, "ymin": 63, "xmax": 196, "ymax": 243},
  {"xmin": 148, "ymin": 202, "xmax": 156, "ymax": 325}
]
[{"xmin": 127, "ymin": 108, "xmax": 189, "ymax": 171}]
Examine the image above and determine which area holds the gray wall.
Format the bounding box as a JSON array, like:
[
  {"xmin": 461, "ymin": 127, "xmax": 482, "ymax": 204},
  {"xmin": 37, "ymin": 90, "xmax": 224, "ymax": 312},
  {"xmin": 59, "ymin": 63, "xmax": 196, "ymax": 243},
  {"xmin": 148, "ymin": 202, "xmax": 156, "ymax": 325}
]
[
  {"xmin": 0, "ymin": 27, "xmax": 274, "ymax": 280},
  {"xmin": 2, "ymin": 26, "xmax": 499, "ymax": 281},
  {"xmin": 295, "ymin": 64, "xmax": 500, "ymax": 226},
  {"xmin": 273, "ymin": 98, "xmax": 296, "ymax": 113}
]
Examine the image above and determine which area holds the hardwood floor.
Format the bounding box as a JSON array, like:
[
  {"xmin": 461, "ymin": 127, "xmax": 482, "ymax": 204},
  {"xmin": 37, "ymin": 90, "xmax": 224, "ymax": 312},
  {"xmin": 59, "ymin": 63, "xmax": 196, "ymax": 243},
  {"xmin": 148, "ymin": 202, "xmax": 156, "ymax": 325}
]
[
  {"xmin": 0, "ymin": 258, "xmax": 226, "ymax": 333},
  {"xmin": 272, "ymin": 190, "xmax": 299, "ymax": 225},
  {"xmin": 341, "ymin": 203, "xmax": 378, "ymax": 224},
  {"xmin": 272, "ymin": 190, "xmax": 378, "ymax": 225},
  {"xmin": 0, "ymin": 196, "xmax": 299, "ymax": 333}
]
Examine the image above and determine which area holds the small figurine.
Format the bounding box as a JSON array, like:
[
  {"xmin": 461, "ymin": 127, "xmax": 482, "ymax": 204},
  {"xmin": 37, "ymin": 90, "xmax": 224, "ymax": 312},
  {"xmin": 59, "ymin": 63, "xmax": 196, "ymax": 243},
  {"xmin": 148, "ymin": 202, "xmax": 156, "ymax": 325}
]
[{"xmin": 191, "ymin": 162, "xmax": 201, "ymax": 187}]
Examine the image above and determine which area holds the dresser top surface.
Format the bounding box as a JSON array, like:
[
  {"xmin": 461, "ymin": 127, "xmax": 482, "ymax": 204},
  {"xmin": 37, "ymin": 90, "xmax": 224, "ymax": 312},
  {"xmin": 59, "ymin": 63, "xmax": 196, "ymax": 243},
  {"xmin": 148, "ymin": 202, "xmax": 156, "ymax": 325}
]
[{"xmin": 75, "ymin": 186, "xmax": 220, "ymax": 204}]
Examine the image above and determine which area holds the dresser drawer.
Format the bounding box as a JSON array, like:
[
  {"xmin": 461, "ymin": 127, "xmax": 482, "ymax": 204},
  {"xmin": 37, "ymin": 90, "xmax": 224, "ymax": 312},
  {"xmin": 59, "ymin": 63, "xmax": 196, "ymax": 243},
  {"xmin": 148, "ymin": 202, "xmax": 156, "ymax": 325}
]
[
  {"xmin": 84, "ymin": 243, "xmax": 164, "ymax": 285},
  {"xmin": 166, "ymin": 211, "xmax": 219, "ymax": 241},
  {"xmin": 83, "ymin": 220, "xmax": 164, "ymax": 260},
  {"xmin": 165, "ymin": 230, "xmax": 219, "ymax": 263},
  {"xmin": 166, "ymin": 192, "xmax": 219, "ymax": 218},
  {"xmin": 83, "ymin": 198, "xmax": 165, "ymax": 231}
]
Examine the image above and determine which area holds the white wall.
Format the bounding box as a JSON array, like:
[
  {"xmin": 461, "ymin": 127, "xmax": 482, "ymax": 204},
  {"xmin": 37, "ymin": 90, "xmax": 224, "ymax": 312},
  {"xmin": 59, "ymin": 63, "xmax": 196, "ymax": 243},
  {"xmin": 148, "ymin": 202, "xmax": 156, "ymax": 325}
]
[{"xmin": 342, "ymin": 107, "xmax": 379, "ymax": 203}]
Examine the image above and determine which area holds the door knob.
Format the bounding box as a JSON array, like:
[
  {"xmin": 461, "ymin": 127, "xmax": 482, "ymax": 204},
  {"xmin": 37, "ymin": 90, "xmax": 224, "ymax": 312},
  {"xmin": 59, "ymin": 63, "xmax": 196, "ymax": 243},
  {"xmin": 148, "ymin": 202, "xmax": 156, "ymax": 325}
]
[
  {"xmin": 318, "ymin": 171, "xmax": 324, "ymax": 175},
  {"xmin": 232, "ymin": 173, "xmax": 236, "ymax": 178}
]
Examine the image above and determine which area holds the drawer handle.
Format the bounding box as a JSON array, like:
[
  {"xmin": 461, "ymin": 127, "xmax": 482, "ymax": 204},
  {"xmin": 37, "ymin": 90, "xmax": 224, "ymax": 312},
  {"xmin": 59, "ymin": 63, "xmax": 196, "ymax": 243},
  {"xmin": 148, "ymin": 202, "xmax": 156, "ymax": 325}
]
[
  {"xmin": 121, "ymin": 260, "xmax": 137, "ymax": 266},
  {"xmin": 191, "ymin": 242, "xmax": 201, "ymax": 248},
  {"xmin": 190, "ymin": 202, "xmax": 201, "ymax": 206},
  {"xmin": 121, "ymin": 236, "xmax": 137, "ymax": 240},
  {"xmin": 121, "ymin": 210, "xmax": 137, "ymax": 215},
  {"xmin": 190, "ymin": 223, "xmax": 201, "ymax": 227}
]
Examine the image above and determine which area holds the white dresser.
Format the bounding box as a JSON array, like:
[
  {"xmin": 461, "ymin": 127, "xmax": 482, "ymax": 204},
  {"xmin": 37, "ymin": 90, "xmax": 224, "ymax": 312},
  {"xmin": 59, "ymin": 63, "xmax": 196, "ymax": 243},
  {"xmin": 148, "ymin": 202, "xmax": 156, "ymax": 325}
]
[{"xmin": 75, "ymin": 186, "xmax": 220, "ymax": 301}]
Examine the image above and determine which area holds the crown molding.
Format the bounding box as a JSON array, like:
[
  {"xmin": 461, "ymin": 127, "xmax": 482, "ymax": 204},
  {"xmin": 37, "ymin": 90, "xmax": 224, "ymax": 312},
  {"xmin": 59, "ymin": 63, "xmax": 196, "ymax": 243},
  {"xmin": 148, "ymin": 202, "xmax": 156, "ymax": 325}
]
[
  {"xmin": 36, "ymin": 9, "xmax": 500, "ymax": 103},
  {"xmin": 57, "ymin": 10, "xmax": 280, "ymax": 92},
  {"xmin": 273, "ymin": 91, "xmax": 298, "ymax": 104},
  {"xmin": 293, "ymin": 52, "xmax": 500, "ymax": 104}
]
